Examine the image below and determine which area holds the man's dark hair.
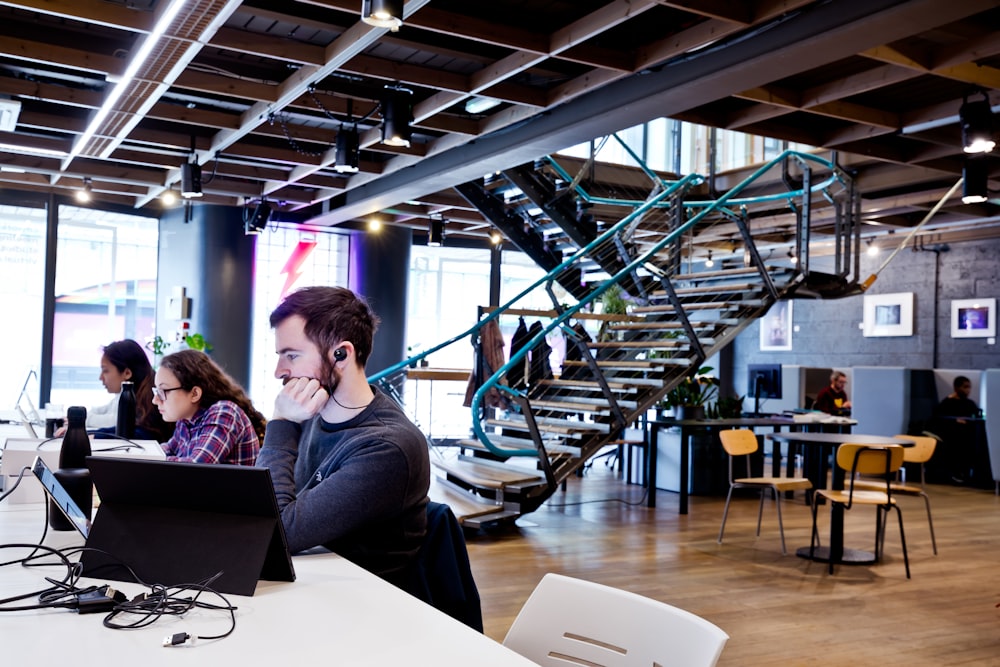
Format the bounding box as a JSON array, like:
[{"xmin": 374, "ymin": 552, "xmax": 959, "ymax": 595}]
[
  {"xmin": 270, "ymin": 286, "xmax": 380, "ymax": 369},
  {"xmin": 954, "ymin": 375, "xmax": 971, "ymax": 390}
]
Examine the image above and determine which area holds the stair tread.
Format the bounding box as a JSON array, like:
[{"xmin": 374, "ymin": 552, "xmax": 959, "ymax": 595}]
[
  {"xmin": 537, "ymin": 378, "xmax": 639, "ymax": 392},
  {"xmin": 429, "ymin": 478, "xmax": 509, "ymax": 521},
  {"xmin": 487, "ymin": 414, "xmax": 611, "ymax": 433},
  {"xmin": 433, "ymin": 457, "xmax": 547, "ymax": 488},
  {"xmin": 459, "ymin": 436, "xmax": 583, "ymax": 456}
]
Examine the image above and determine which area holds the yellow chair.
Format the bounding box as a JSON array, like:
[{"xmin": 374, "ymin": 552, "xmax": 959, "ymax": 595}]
[
  {"xmin": 717, "ymin": 429, "xmax": 812, "ymax": 554},
  {"xmin": 853, "ymin": 434, "xmax": 938, "ymax": 555},
  {"xmin": 809, "ymin": 443, "xmax": 910, "ymax": 578}
]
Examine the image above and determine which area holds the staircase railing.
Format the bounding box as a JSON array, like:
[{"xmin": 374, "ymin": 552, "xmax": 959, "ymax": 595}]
[{"xmin": 370, "ymin": 149, "xmax": 854, "ymax": 463}]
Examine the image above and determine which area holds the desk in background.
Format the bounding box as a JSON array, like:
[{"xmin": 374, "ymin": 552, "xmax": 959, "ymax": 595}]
[
  {"xmin": 646, "ymin": 416, "xmax": 853, "ymax": 514},
  {"xmin": 0, "ymin": 503, "xmax": 535, "ymax": 667}
]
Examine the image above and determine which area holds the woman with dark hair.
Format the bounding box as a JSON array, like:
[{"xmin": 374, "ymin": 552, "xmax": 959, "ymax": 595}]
[
  {"xmin": 153, "ymin": 349, "xmax": 265, "ymax": 465},
  {"xmin": 80, "ymin": 339, "xmax": 173, "ymax": 442}
]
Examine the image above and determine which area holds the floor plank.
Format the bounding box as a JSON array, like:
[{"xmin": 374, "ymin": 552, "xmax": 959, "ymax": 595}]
[{"xmin": 465, "ymin": 461, "xmax": 1000, "ymax": 666}]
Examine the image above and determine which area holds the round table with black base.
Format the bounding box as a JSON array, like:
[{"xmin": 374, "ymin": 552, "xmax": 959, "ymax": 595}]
[{"xmin": 768, "ymin": 432, "xmax": 914, "ymax": 567}]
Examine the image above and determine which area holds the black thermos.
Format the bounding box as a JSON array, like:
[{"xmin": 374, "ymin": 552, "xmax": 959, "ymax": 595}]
[
  {"xmin": 116, "ymin": 380, "xmax": 136, "ymax": 439},
  {"xmin": 50, "ymin": 406, "xmax": 93, "ymax": 531}
]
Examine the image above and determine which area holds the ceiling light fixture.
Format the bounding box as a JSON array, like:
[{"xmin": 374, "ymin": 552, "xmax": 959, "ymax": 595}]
[
  {"xmin": 161, "ymin": 190, "xmax": 178, "ymax": 206},
  {"xmin": 63, "ymin": 0, "xmax": 188, "ymax": 168},
  {"xmin": 381, "ymin": 89, "xmax": 412, "ymax": 148},
  {"xmin": 245, "ymin": 200, "xmax": 272, "ymax": 236},
  {"xmin": 464, "ymin": 97, "xmax": 501, "ymax": 115},
  {"xmin": 962, "ymin": 157, "xmax": 989, "ymax": 204},
  {"xmin": 368, "ymin": 218, "xmax": 382, "ymax": 232},
  {"xmin": 428, "ymin": 218, "xmax": 444, "ymax": 247},
  {"xmin": 490, "ymin": 229, "xmax": 503, "ymax": 245},
  {"xmin": 361, "ymin": 0, "xmax": 403, "ymax": 31},
  {"xmin": 180, "ymin": 161, "xmax": 202, "ymax": 199},
  {"xmin": 75, "ymin": 177, "xmax": 92, "ymax": 204},
  {"xmin": 788, "ymin": 249, "xmax": 798, "ymax": 265},
  {"xmin": 704, "ymin": 251, "xmax": 714, "ymax": 268},
  {"xmin": 866, "ymin": 238, "xmax": 878, "ymax": 256},
  {"xmin": 960, "ymin": 91, "xmax": 995, "ymax": 154},
  {"xmin": 334, "ymin": 124, "xmax": 360, "ymax": 174}
]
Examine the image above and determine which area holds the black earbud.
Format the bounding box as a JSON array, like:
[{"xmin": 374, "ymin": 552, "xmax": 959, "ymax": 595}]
[{"xmin": 333, "ymin": 347, "xmax": 347, "ymax": 361}]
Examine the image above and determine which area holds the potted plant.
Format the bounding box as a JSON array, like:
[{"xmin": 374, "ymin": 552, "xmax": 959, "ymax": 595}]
[{"xmin": 662, "ymin": 366, "xmax": 720, "ymax": 421}]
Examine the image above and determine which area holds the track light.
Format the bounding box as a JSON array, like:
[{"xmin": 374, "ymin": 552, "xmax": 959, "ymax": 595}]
[
  {"xmin": 381, "ymin": 89, "xmax": 412, "ymax": 148},
  {"xmin": 161, "ymin": 190, "xmax": 178, "ymax": 206},
  {"xmin": 75, "ymin": 177, "xmax": 92, "ymax": 203},
  {"xmin": 788, "ymin": 249, "xmax": 798, "ymax": 265},
  {"xmin": 428, "ymin": 218, "xmax": 444, "ymax": 247},
  {"xmin": 334, "ymin": 125, "xmax": 360, "ymax": 174},
  {"xmin": 245, "ymin": 201, "xmax": 272, "ymax": 236},
  {"xmin": 180, "ymin": 162, "xmax": 202, "ymax": 198},
  {"xmin": 368, "ymin": 218, "xmax": 382, "ymax": 232},
  {"xmin": 866, "ymin": 238, "xmax": 879, "ymax": 256},
  {"xmin": 960, "ymin": 92, "xmax": 995, "ymax": 154},
  {"xmin": 704, "ymin": 251, "xmax": 714, "ymax": 268},
  {"xmin": 490, "ymin": 229, "xmax": 503, "ymax": 245},
  {"xmin": 361, "ymin": 0, "xmax": 403, "ymax": 31},
  {"xmin": 464, "ymin": 97, "xmax": 501, "ymax": 115},
  {"xmin": 962, "ymin": 157, "xmax": 989, "ymax": 204}
]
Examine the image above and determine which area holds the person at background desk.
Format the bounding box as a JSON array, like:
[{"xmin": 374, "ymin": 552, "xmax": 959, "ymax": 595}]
[
  {"xmin": 814, "ymin": 370, "xmax": 852, "ymax": 415},
  {"xmin": 153, "ymin": 349, "xmax": 265, "ymax": 465},
  {"xmin": 930, "ymin": 375, "xmax": 981, "ymax": 484},
  {"xmin": 257, "ymin": 286, "xmax": 430, "ymax": 592},
  {"xmin": 60, "ymin": 339, "xmax": 173, "ymax": 441}
]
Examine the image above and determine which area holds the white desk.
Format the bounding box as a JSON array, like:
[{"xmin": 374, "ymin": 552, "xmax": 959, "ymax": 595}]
[{"xmin": 0, "ymin": 504, "xmax": 535, "ymax": 666}]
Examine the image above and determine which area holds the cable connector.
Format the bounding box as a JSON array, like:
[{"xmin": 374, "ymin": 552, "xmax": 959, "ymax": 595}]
[
  {"xmin": 75, "ymin": 585, "xmax": 126, "ymax": 614},
  {"xmin": 163, "ymin": 632, "xmax": 193, "ymax": 647}
]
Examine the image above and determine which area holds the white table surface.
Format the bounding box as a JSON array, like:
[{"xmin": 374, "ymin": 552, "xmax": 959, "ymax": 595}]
[{"xmin": 0, "ymin": 503, "xmax": 535, "ymax": 666}]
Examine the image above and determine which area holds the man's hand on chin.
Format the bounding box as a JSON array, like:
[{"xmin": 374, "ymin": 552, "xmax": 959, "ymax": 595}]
[{"xmin": 274, "ymin": 377, "xmax": 329, "ymax": 423}]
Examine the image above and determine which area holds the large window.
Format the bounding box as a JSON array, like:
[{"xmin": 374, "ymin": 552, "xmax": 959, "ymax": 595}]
[
  {"xmin": 249, "ymin": 225, "xmax": 350, "ymax": 410},
  {"xmin": 0, "ymin": 204, "xmax": 47, "ymax": 412},
  {"xmin": 49, "ymin": 205, "xmax": 160, "ymax": 411}
]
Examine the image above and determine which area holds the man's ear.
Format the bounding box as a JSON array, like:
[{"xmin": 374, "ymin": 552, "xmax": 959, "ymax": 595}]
[{"xmin": 330, "ymin": 341, "xmax": 355, "ymax": 364}]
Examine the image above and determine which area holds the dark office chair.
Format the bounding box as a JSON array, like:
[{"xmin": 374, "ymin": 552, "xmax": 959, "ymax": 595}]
[{"xmin": 405, "ymin": 501, "xmax": 483, "ymax": 631}]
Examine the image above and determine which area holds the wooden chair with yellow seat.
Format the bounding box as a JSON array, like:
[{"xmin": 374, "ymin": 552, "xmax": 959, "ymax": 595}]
[
  {"xmin": 809, "ymin": 443, "xmax": 910, "ymax": 579},
  {"xmin": 851, "ymin": 434, "xmax": 938, "ymax": 555},
  {"xmin": 717, "ymin": 429, "xmax": 812, "ymax": 554}
]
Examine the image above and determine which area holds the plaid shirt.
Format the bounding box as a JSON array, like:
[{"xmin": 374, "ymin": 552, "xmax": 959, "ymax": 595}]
[{"xmin": 162, "ymin": 400, "xmax": 259, "ymax": 466}]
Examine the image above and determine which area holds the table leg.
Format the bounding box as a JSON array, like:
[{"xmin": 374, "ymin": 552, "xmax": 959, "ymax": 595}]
[
  {"xmin": 646, "ymin": 424, "xmax": 659, "ymax": 508},
  {"xmin": 679, "ymin": 427, "xmax": 689, "ymax": 515}
]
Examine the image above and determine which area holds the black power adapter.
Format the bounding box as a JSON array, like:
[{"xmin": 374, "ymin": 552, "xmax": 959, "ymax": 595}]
[{"xmin": 75, "ymin": 585, "xmax": 126, "ymax": 614}]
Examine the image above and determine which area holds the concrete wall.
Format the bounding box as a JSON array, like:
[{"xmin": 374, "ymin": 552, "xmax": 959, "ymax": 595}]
[{"xmin": 731, "ymin": 238, "xmax": 1000, "ymax": 390}]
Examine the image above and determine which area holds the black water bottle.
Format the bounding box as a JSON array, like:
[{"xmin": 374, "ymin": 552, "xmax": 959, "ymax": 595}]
[
  {"xmin": 116, "ymin": 380, "xmax": 136, "ymax": 439},
  {"xmin": 50, "ymin": 406, "xmax": 93, "ymax": 531}
]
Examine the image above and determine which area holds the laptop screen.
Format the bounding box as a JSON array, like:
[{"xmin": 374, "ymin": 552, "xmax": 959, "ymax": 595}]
[{"xmin": 30, "ymin": 456, "xmax": 91, "ymax": 538}]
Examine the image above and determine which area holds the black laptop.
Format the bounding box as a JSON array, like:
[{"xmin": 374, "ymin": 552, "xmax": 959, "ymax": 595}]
[{"xmin": 72, "ymin": 457, "xmax": 294, "ymax": 596}]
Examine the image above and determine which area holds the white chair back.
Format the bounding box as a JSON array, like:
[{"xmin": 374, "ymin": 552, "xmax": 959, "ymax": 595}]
[{"xmin": 503, "ymin": 573, "xmax": 728, "ymax": 667}]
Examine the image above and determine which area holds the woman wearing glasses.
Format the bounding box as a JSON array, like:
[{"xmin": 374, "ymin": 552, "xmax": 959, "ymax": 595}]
[{"xmin": 153, "ymin": 349, "xmax": 265, "ymax": 465}]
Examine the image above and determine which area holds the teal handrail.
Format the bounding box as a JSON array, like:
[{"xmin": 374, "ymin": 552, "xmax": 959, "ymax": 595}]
[{"xmin": 467, "ymin": 150, "xmax": 848, "ymax": 456}]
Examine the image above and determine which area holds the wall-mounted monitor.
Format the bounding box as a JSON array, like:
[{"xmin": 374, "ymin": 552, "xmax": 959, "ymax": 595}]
[{"xmin": 748, "ymin": 364, "xmax": 782, "ymax": 400}]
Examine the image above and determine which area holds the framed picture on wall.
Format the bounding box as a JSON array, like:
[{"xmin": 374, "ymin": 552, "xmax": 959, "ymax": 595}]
[
  {"xmin": 759, "ymin": 301, "xmax": 792, "ymax": 351},
  {"xmin": 862, "ymin": 292, "xmax": 913, "ymax": 337},
  {"xmin": 951, "ymin": 298, "xmax": 996, "ymax": 338}
]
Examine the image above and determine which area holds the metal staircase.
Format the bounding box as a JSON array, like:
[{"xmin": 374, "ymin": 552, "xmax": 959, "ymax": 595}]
[{"xmin": 369, "ymin": 139, "xmax": 861, "ymax": 527}]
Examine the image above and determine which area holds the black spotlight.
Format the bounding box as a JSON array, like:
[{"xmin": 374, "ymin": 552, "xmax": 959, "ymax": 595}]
[
  {"xmin": 962, "ymin": 157, "xmax": 989, "ymax": 204},
  {"xmin": 334, "ymin": 125, "xmax": 360, "ymax": 174},
  {"xmin": 361, "ymin": 0, "xmax": 403, "ymax": 31},
  {"xmin": 245, "ymin": 201, "xmax": 272, "ymax": 235},
  {"xmin": 960, "ymin": 92, "xmax": 995, "ymax": 154},
  {"xmin": 381, "ymin": 89, "xmax": 412, "ymax": 148},
  {"xmin": 180, "ymin": 162, "xmax": 203, "ymax": 198},
  {"xmin": 428, "ymin": 218, "xmax": 444, "ymax": 247}
]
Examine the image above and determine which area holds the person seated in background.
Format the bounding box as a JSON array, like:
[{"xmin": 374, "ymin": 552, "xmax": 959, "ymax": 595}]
[
  {"xmin": 61, "ymin": 339, "xmax": 173, "ymax": 442},
  {"xmin": 930, "ymin": 375, "xmax": 981, "ymax": 484},
  {"xmin": 814, "ymin": 370, "xmax": 852, "ymax": 415},
  {"xmin": 153, "ymin": 349, "xmax": 265, "ymax": 465}
]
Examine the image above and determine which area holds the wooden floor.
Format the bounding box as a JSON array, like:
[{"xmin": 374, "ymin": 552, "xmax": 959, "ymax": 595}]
[{"xmin": 465, "ymin": 460, "xmax": 1000, "ymax": 666}]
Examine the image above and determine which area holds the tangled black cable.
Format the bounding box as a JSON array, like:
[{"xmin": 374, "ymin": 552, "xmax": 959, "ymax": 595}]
[{"xmin": 102, "ymin": 571, "xmax": 238, "ymax": 643}]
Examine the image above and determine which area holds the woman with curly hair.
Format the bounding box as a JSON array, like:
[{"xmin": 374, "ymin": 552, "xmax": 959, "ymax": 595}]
[{"xmin": 153, "ymin": 349, "xmax": 265, "ymax": 465}]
